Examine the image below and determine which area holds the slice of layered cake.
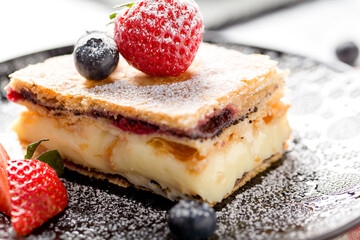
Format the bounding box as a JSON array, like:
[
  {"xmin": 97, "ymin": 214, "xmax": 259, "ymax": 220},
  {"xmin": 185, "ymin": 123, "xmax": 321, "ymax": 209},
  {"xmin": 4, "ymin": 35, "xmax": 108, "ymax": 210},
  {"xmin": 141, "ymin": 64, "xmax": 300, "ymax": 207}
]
[{"xmin": 6, "ymin": 43, "xmax": 291, "ymax": 205}]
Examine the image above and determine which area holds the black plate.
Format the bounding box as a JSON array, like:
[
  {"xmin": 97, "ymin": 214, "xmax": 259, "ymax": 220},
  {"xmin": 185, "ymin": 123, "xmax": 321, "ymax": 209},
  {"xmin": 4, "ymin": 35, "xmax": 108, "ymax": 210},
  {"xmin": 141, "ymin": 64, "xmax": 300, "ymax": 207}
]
[{"xmin": 1, "ymin": 42, "xmax": 360, "ymax": 240}]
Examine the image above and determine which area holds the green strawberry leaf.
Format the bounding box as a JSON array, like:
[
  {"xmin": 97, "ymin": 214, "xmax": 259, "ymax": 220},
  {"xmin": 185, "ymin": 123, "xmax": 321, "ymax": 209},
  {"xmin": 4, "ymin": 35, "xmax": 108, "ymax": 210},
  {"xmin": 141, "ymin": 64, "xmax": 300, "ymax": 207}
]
[
  {"xmin": 24, "ymin": 139, "xmax": 49, "ymax": 159},
  {"xmin": 110, "ymin": 12, "xmax": 117, "ymax": 20},
  {"xmin": 110, "ymin": 2, "xmax": 134, "ymax": 20},
  {"xmin": 37, "ymin": 150, "xmax": 64, "ymax": 177},
  {"xmin": 114, "ymin": 2, "xmax": 134, "ymax": 9},
  {"xmin": 25, "ymin": 139, "xmax": 64, "ymax": 177}
]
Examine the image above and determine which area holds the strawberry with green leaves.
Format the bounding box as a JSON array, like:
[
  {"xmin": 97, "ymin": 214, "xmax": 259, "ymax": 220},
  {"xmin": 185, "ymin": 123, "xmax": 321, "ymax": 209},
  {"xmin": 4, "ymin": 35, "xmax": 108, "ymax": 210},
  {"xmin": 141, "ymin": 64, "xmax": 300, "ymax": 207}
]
[
  {"xmin": 0, "ymin": 139, "xmax": 68, "ymax": 236},
  {"xmin": 112, "ymin": 0, "xmax": 203, "ymax": 76}
]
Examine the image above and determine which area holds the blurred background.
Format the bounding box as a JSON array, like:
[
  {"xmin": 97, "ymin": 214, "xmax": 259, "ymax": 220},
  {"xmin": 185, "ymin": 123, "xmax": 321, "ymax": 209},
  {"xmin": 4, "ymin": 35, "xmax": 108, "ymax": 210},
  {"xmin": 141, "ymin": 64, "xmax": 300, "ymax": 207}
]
[{"xmin": 0, "ymin": 0, "xmax": 359, "ymax": 65}]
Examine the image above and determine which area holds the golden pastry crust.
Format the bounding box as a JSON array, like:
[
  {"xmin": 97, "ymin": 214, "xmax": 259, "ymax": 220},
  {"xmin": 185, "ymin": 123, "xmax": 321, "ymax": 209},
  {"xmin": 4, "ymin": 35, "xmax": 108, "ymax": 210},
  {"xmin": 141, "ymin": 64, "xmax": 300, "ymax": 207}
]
[{"xmin": 7, "ymin": 43, "xmax": 285, "ymax": 131}]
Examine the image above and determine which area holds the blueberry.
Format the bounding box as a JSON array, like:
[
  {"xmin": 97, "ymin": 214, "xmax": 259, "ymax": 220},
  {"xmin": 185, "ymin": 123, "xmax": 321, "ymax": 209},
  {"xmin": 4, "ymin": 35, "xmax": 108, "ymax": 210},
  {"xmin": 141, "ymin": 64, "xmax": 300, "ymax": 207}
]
[
  {"xmin": 335, "ymin": 41, "xmax": 359, "ymax": 66},
  {"xmin": 73, "ymin": 31, "xmax": 119, "ymax": 80},
  {"xmin": 168, "ymin": 200, "xmax": 216, "ymax": 240}
]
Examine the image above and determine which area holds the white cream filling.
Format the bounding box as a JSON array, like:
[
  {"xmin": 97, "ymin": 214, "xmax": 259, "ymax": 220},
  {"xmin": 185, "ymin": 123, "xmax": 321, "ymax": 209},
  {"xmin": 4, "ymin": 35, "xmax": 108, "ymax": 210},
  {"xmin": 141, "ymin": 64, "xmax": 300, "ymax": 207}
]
[{"xmin": 12, "ymin": 111, "xmax": 291, "ymax": 203}]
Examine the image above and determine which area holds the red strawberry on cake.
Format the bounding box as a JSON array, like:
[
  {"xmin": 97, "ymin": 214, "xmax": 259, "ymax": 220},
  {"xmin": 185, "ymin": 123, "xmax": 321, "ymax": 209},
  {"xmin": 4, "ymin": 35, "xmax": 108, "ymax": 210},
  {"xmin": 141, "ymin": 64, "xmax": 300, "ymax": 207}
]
[{"xmin": 113, "ymin": 0, "xmax": 203, "ymax": 76}]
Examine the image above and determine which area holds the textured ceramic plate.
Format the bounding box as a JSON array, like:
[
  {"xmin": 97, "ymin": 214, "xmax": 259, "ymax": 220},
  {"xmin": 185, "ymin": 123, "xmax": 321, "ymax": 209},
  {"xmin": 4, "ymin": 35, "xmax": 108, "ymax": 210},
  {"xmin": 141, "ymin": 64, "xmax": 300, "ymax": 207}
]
[{"xmin": 0, "ymin": 42, "xmax": 360, "ymax": 240}]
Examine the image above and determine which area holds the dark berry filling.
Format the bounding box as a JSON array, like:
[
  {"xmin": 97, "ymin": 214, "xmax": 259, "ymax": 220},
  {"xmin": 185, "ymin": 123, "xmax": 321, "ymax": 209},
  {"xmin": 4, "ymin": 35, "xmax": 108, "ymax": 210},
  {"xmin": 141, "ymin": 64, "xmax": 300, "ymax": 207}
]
[
  {"xmin": 89, "ymin": 110, "xmax": 159, "ymax": 135},
  {"xmin": 8, "ymin": 89, "xmax": 257, "ymax": 139},
  {"xmin": 113, "ymin": 117, "xmax": 159, "ymax": 135},
  {"xmin": 199, "ymin": 108, "xmax": 234, "ymax": 135}
]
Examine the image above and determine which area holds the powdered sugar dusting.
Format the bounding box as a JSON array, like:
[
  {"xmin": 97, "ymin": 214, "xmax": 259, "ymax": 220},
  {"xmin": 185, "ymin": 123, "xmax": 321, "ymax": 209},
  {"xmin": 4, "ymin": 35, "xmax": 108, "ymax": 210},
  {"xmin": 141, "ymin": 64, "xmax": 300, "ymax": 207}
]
[
  {"xmin": 75, "ymin": 32, "xmax": 117, "ymax": 62},
  {"xmin": 123, "ymin": 0, "xmax": 202, "ymax": 40}
]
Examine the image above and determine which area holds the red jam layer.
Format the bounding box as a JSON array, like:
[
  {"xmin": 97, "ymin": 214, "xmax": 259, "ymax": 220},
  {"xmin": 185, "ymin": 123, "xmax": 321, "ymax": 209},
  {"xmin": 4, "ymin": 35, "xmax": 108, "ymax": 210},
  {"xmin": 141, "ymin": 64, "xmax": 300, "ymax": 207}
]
[
  {"xmin": 112, "ymin": 117, "xmax": 159, "ymax": 135},
  {"xmin": 7, "ymin": 88, "xmax": 258, "ymax": 139}
]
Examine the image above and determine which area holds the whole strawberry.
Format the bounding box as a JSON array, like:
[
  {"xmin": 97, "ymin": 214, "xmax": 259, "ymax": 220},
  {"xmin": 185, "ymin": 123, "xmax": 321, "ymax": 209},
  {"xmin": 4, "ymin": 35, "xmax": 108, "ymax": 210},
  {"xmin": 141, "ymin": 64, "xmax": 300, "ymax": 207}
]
[
  {"xmin": 0, "ymin": 140, "xmax": 68, "ymax": 236},
  {"xmin": 113, "ymin": 0, "xmax": 203, "ymax": 76}
]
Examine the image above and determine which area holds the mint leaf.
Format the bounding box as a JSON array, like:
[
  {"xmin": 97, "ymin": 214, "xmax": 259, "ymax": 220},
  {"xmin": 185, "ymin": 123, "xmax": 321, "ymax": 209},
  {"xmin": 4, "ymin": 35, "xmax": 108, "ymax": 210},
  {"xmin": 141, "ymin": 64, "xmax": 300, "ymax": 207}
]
[
  {"xmin": 25, "ymin": 139, "xmax": 49, "ymax": 159},
  {"xmin": 37, "ymin": 150, "xmax": 64, "ymax": 177}
]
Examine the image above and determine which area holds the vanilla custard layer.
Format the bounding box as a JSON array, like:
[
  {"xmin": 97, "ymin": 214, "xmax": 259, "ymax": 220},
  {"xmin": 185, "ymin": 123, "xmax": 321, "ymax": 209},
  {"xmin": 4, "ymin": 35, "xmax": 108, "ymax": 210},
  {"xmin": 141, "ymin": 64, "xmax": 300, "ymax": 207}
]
[{"xmin": 13, "ymin": 110, "xmax": 291, "ymax": 203}]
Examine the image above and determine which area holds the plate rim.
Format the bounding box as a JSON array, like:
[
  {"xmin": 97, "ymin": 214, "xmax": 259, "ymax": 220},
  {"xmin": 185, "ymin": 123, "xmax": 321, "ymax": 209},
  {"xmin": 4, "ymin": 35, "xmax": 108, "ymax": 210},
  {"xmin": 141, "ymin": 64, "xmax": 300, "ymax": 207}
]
[{"xmin": 1, "ymin": 42, "xmax": 360, "ymax": 240}]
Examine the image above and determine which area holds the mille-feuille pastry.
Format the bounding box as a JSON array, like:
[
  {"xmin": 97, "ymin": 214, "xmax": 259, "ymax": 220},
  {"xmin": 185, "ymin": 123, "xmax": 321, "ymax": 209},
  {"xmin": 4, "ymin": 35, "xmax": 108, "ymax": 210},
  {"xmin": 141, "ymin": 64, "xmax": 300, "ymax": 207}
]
[{"xmin": 6, "ymin": 43, "xmax": 291, "ymax": 205}]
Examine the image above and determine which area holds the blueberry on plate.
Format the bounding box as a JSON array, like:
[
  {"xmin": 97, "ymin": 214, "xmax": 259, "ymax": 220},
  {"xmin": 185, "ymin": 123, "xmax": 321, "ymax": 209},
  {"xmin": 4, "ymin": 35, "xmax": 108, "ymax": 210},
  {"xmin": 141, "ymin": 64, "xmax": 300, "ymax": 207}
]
[
  {"xmin": 73, "ymin": 31, "xmax": 119, "ymax": 80},
  {"xmin": 335, "ymin": 41, "xmax": 359, "ymax": 66},
  {"xmin": 168, "ymin": 200, "xmax": 216, "ymax": 240}
]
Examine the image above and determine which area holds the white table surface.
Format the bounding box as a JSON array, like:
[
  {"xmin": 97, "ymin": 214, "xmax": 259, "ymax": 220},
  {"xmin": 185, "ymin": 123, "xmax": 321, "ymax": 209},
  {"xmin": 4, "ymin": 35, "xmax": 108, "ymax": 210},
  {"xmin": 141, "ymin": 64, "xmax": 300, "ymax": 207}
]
[
  {"xmin": 1, "ymin": 0, "xmax": 359, "ymax": 66},
  {"xmin": 218, "ymin": 0, "xmax": 360, "ymax": 65}
]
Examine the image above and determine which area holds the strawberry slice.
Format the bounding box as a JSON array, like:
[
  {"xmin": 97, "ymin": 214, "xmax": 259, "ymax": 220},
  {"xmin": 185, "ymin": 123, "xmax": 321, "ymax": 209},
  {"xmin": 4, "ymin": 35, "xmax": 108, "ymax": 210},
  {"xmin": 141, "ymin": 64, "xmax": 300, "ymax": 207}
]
[{"xmin": 0, "ymin": 144, "xmax": 11, "ymax": 216}]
